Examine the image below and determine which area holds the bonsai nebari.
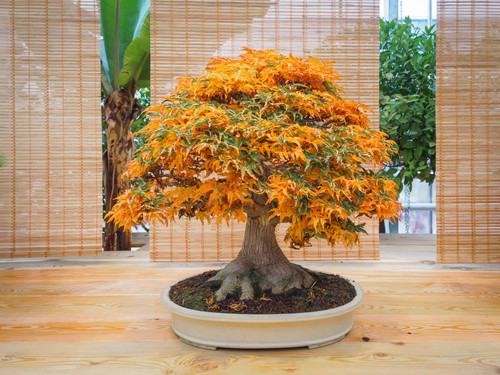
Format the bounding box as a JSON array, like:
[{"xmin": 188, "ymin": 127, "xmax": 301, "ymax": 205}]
[{"xmin": 108, "ymin": 49, "xmax": 401, "ymax": 301}]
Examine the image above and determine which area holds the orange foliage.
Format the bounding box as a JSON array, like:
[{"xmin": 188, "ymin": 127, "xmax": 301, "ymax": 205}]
[{"xmin": 107, "ymin": 48, "xmax": 401, "ymax": 248}]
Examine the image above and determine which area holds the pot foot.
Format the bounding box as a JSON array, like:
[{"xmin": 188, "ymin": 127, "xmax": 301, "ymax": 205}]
[
  {"xmin": 308, "ymin": 335, "xmax": 346, "ymax": 349},
  {"xmin": 179, "ymin": 337, "xmax": 217, "ymax": 351}
]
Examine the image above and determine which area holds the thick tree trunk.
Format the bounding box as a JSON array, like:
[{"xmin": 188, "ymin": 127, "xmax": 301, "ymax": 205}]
[
  {"xmin": 103, "ymin": 85, "xmax": 141, "ymax": 251},
  {"xmin": 208, "ymin": 206, "xmax": 315, "ymax": 301}
]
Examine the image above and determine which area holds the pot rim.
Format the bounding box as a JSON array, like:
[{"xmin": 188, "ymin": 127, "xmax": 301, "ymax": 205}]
[{"xmin": 161, "ymin": 272, "xmax": 364, "ymax": 322}]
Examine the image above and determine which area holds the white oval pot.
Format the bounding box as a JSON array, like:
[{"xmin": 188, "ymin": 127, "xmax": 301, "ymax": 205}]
[{"xmin": 161, "ymin": 275, "xmax": 363, "ymax": 350}]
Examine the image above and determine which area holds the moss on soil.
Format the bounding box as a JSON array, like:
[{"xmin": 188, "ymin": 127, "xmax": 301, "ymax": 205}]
[{"xmin": 169, "ymin": 270, "xmax": 356, "ymax": 314}]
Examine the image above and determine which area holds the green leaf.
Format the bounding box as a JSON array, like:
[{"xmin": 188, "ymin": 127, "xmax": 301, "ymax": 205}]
[
  {"xmin": 415, "ymin": 146, "xmax": 424, "ymax": 159},
  {"xmin": 101, "ymin": 0, "xmax": 150, "ymax": 89},
  {"xmin": 117, "ymin": 38, "xmax": 147, "ymax": 87},
  {"xmin": 140, "ymin": 14, "xmax": 150, "ymax": 53},
  {"xmin": 136, "ymin": 55, "xmax": 150, "ymax": 88},
  {"xmin": 101, "ymin": 63, "xmax": 113, "ymax": 96},
  {"xmin": 117, "ymin": 15, "xmax": 150, "ymax": 88}
]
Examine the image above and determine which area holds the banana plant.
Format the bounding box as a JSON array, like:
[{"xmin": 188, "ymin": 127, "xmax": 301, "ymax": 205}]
[{"xmin": 101, "ymin": 0, "xmax": 150, "ymax": 251}]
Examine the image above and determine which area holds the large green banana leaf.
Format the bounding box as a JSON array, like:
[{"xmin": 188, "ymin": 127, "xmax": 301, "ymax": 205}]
[
  {"xmin": 118, "ymin": 14, "xmax": 150, "ymax": 88},
  {"xmin": 101, "ymin": 0, "xmax": 150, "ymax": 90}
]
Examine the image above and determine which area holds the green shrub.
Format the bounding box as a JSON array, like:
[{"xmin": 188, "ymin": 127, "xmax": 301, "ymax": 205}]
[{"xmin": 380, "ymin": 17, "xmax": 436, "ymax": 190}]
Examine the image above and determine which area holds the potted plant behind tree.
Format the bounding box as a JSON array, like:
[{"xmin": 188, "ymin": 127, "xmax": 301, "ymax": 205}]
[
  {"xmin": 379, "ymin": 17, "xmax": 436, "ymax": 190},
  {"xmin": 107, "ymin": 48, "xmax": 401, "ymax": 349}
]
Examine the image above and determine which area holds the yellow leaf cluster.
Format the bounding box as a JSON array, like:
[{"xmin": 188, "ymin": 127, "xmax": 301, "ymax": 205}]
[{"xmin": 107, "ymin": 48, "xmax": 402, "ymax": 249}]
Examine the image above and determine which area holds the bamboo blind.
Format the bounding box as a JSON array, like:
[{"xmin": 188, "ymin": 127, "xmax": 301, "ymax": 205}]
[
  {"xmin": 150, "ymin": 0, "xmax": 380, "ymax": 262},
  {"xmin": 0, "ymin": 0, "xmax": 102, "ymax": 258},
  {"xmin": 436, "ymin": 0, "xmax": 500, "ymax": 263}
]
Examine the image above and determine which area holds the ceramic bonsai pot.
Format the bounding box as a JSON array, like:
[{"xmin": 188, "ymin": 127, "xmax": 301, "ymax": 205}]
[{"xmin": 161, "ymin": 276, "xmax": 363, "ymax": 350}]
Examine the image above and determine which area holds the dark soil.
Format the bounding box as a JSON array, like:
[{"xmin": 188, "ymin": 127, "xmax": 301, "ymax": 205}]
[{"xmin": 169, "ymin": 270, "xmax": 356, "ymax": 314}]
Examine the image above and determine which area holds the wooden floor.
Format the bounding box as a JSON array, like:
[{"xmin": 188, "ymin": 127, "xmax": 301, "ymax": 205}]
[{"xmin": 0, "ymin": 245, "xmax": 499, "ymax": 374}]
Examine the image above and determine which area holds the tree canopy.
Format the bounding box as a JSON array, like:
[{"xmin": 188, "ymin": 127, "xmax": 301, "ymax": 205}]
[
  {"xmin": 108, "ymin": 48, "xmax": 401, "ymax": 248},
  {"xmin": 380, "ymin": 18, "xmax": 436, "ymax": 189}
]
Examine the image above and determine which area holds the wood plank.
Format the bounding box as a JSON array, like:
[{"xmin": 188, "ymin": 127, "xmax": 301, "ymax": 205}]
[
  {"xmin": 0, "ymin": 342, "xmax": 499, "ymax": 375},
  {"xmin": 0, "ymin": 265, "xmax": 499, "ymax": 374},
  {"xmin": 0, "ymin": 263, "xmax": 500, "ymax": 282},
  {"xmin": 1, "ymin": 277, "xmax": 498, "ymax": 297},
  {"xmin": 350, "ymin": 314, "xmax": 500, "ymax": 343},
  {"xmin": 1, "ymin": 314, "xmax": 498, "ymax": 344},
  {"xmin": 1, "ymin": 293, "xmax": 497, "ymax": 325}
]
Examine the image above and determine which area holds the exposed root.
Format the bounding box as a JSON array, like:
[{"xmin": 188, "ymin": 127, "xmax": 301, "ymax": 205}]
[{"xmin": 206, "ymin": 260, "xmax": 316, "ymax": 301}]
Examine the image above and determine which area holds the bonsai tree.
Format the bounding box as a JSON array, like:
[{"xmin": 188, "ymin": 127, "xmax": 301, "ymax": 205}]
[{"xmin": 108, "ymin": 49, "xmax": 401, "ymax": 301}]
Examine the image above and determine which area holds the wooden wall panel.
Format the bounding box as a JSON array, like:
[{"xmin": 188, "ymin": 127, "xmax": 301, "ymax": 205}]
[
  {"xmin": 150, "ymin": 0, "xmax": 380, "ymax": 262},
  {"xmin": 0, "ymin": 0, "xmax": 102, "ymax": 258},
  {"xmin": 436, "ymin": 0, "xmax": 500, "ymax": 263}
]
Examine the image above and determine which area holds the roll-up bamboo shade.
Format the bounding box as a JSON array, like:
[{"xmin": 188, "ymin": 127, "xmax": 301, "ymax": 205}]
[
  {"xmin": 0, "ymin": 0, "xmax": 102, "ymax": 258},
  {"xmin": 436, "ymin": 0, "xmax": 500, "ymax": 263},
  {"xmin": 150, "ymin": 0, "xmax": 380, "ymax": 262}
]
